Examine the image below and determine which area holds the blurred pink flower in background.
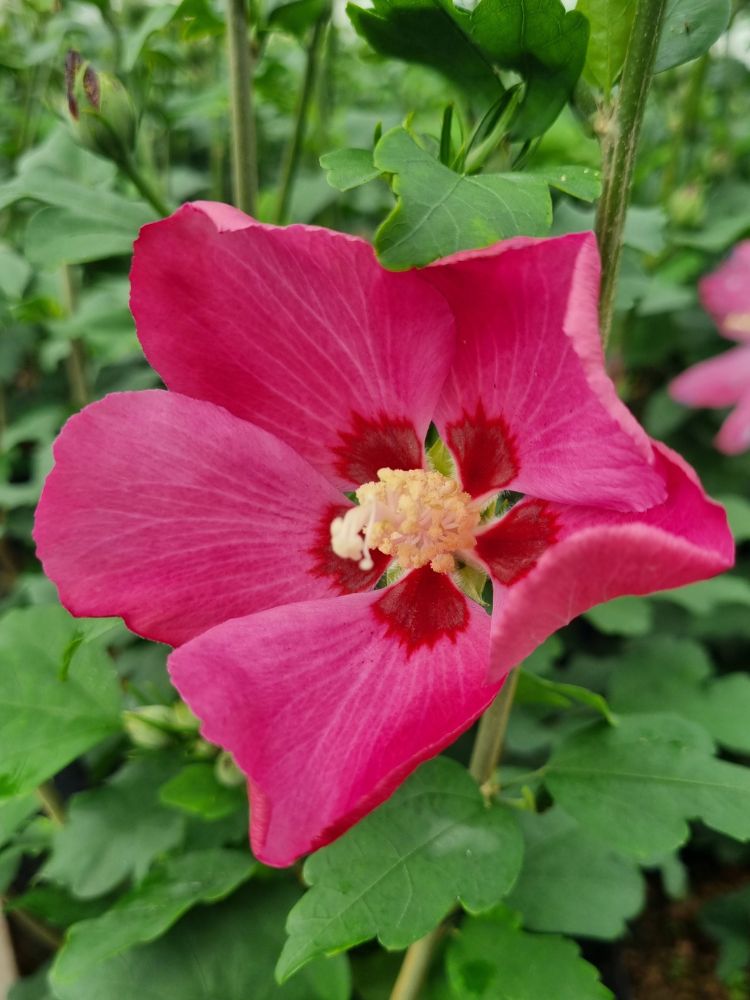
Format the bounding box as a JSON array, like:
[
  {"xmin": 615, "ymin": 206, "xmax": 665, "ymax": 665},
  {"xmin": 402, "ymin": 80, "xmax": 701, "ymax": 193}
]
[
  {"xmin": 671, "ymin": 241, "xmax": 750, "ymax": 454},
  {"xmin": 34, "ymin": 204, "xmax": 734, "ymax": 866}
]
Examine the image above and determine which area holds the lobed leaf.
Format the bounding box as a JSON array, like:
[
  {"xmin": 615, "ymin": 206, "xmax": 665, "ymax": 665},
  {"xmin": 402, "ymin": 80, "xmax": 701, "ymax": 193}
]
[{"xmin": 276, "ymin": 757, "xmax": 524, "ymax": 981}]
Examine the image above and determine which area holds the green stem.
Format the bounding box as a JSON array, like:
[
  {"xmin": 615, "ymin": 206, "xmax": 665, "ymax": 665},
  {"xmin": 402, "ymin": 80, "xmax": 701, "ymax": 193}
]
[
  {"xmin": 661, "ymin": 53, "xmax": 709, "ymax": 199},
  {"xmin": 595, "ymin": 0, "xmax": 669, "ymax": 348},
  {"xmin": 389, "ymin": 926, "xmax": 445, "ymax": 1000},
  {"xmin": 388, "ymin": 669, "xmax": 521, "ymax": 1000},
  {"xmin": 61, "ymin": 267, "xmax": 88, "ymax": 410},
  {"xmin": 120, "ymin": 153, "xmax": 172, "ymax": 217},
  {"xmin": 225, "ymin": 0, "xmax": 258, "ymax": 214},
  {"xmin": 274, "ymin": 16, "xmax": 327, "ymax": 224},
  {"xmin": 5, "ymin": 901, "xmax": 62, "ymax": 950},
  {"xmin": 468, "ymin": 667, "xmax": 520, "ymax": 787},
  {"xmin": 36, "ymin": 782, "xmax": 65, "ymax": 827}
]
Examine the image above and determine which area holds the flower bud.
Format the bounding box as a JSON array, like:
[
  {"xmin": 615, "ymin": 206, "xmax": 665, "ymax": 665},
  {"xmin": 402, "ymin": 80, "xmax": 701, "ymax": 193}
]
[
  {"xmin": 123, "ymin": 705, "xmax": 174, "ymax": 749},
  {"xmin": 667, "ymin": 184, "xmax": 705, "ymax": 228},
  {"xmin": 170, "ymin": 700, "xmax": 201, "ymax": 734},
  {"xmin": 65, "ymin": 50, "xmax": 136, "ymax": 162},
  {"xmin": 214, "ymin": 751, "xmax": 245, "ymax": 788}
]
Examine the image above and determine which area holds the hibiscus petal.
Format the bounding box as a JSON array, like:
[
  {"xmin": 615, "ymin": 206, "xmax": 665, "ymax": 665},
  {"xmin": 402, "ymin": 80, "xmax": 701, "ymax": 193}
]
[
  {"xmin": 700, "ymin": 241, "xmax": 750, "ymax": 342},
  {"xmin": 716, "ymin": 391, "xmax": 750, "ymax": 455},
  {"xmin": 34, "ymin": 390, "xmax": 386, "ymax": 647},
  {"xmin": 130, "ymin": 202, "xmax": 456, "ymax": 490},
  {"xmin": 670, "ymin": 344, "xmax": 750, "ymax": 407},
  {"xmin": 424, "ymin": 233, "xmax": 665, "ymax": 510},
  {"xmin": 474, "ymin": 444, "xmax": 734, "ymax": 681},
  {"xmin": 168, "ymin": 568, "xmax": 498, "ymax": 866}
]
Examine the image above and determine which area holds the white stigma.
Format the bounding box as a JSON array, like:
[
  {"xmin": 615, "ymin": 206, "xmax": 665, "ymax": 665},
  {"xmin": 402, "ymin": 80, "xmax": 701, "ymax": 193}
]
[{"xmin": 329, "ymin": 468, "xmax": 480, "ymax": 574}]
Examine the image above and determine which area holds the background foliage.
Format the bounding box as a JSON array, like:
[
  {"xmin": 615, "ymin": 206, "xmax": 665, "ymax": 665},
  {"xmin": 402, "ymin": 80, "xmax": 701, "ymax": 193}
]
[{"xmin": 1, "ymin": 0, "xmax": 750, "ymax": 996}]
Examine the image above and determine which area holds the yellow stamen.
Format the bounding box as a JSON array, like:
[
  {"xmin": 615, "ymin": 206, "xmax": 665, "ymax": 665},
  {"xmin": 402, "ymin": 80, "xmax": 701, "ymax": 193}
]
[{"xmin": 330, "ymin": 468, "xmax": 480, "ymax": 574}]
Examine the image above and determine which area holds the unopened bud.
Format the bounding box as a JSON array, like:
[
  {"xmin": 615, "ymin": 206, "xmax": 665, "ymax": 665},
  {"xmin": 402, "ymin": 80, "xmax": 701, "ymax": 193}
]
[
  {"xmin": 170, "ymin": 701, "xmax": 201, "ymax": 734},
  {"xmin": 123, "ymin": 705, "xmax": 174, "ymax": 749},
  {"xmin": 65, "ymin": 50, "xmax": 136, "ymax": 161},
  {"xmin": 214, "ymin": 751, "xmax": 245, "ymax": 788},
  {"xmin": 667, "ymin": 184, "xmax": 705, "ymax": 228},
  {"xmin": 191, "ymin": 738, "xmax": 218, "ymax": 760}
]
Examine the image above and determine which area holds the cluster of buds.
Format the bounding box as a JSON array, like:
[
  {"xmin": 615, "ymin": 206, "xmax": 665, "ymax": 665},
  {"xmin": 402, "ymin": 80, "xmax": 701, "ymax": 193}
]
[
  {"xmin": 65, "ymin": 50, "xmax": 136, "ymax": 162},
  {"xmin": 123, "ymin": 702, "xmax": 245, "ymax": 788}
]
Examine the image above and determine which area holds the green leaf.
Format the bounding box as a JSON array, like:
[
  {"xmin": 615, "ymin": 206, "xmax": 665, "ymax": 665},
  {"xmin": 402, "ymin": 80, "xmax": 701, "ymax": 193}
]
[
  {"xmin": 608, "ymin": 637, "xmax": 750, "ymax": 754},
  {"xmin": 654, "ymin": 575, "xmax": 750, "ymax": 614},
  {"xmin": 43, "ymin": 757, "xmax": 186, "ymax": 898},
  {"xmin": 699, "ymin": 885, "xmax": 750, "ymax": 982},
  {"xmin": 576, "ymin": 0, "xmax": 637, "ymax": 93},
  {"xmin": 50, "ymin": 849, "xmax": 255, "ymax": 992},
  {"xmin": 445, "ymin": 906, "xmax": 612, "ymax": 999},
  {"xmin": 277, "ymin": 757, "xmax": 524, "ymax": 981},
  {"xmin": 347, "ymin": 0, "xmax": 502, "ymax": 107},
  {"xmin": 506, "ymin": 809, "xmax": 644, "ymax": 938},
  {"xmin": 655, "ymin": 0, "xmax": 731, "ymax": 74},
  {"xmin": 515, "ymin": 669, "xmax": 617, "ymax": 724},
  {"xmin": 373, "ymin": 127, "xmax": 551, "ymax": 269},
  {"xmin": 268, "ymin": 0, "xmax": 329, "ymax": 37},
  {"xmin": 320, "ymin": 148, "xmax": 380, "ymax": 192},
  {"xmin": 159, "ymin": 762, "xmax": 246, "ymax": 820},
  {"xmin": 24, "ymin": 206, "xmax": 142, "ymax": 269},
  {"xmin": 470, "ymin": 0, "xmax": 590, "ymax": 139},
  {"xmin": 717, "ymin": 494, "xmax": 750, "ymax": 543},
  {"xmin": 584, "ymin": 596, "xmax": 654, "ymax": 636},
  {"xmin": 51, "ymin": 882, "xmax": 350, "ymax": 1000},
  {"xmin": 530, "ymin": 165, "xmax": 602, "ymax": 202},
  {"xmin": 0, "ymin": 606, "xmax": 122, "ymax": 798},
  {"xmin": 0, "ymin": 241, "xmax": 31, "ymax": 299},
  {"xmin": 124, "ymin": 2, "xmax": 180, "ymax": 71},
  {"xmin": 0, "ymin": 795, "xmax": 38, "ymax": 848},
  {"xmin": 8, "ymin": 966, "xmax": 55, "ymax": 1000},
  {"xmin": 6, "ymin": 885, "xmax": 110, "ymax": 929},
  {"xmin": 545, "ymin": 713, "xmax": 750, "ymax": 861}
]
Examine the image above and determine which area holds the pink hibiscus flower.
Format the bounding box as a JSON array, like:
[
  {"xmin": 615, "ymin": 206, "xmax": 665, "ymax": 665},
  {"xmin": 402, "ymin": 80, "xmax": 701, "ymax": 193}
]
[
  {"xmin": 34, "ymin": 202, "xmax": 733, "ymax": 867},
  {"xmin": 671, "ymin": 241, "xmax": 750, "ymax": 454}
]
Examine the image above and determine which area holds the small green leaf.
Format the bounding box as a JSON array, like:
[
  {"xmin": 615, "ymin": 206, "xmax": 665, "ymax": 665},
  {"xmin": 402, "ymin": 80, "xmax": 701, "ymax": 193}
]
[
  {"xmin": 445, "ymin": 906, "xmax": 613, "ymax": 999},
  {"xmin": 516, "ymin": 669, "xmax": 617, "ymax": 724},
  {"xmin": 160, "ymin": 763, "xmax": 246, "ymax": 820},
  {"xmin": 545, "ymin": 713, "xmax": 750, "ymax": 861},
  {"xmin": 43, "ymin": 757, "xmax": 186, "ymax": 898},
  {"xmin": 717, "ymin": 494, "xmax": 750, "ymax": 543},
  {"xmin": 655, "ymin": 0, "xmax": 731, "ymax": 74},
  {"xmin": 0, "ymin": 795, "xmax": 38, "ymax": 848},
  {"xmin": 576, "ymin": 0, "xmax": 637, "ymax": 94},
  {"xmin": 530, "ymin": 165, "xmax": 602, "ymax": 202},
  {"xmin": 0, "ymin": 606, "xmax": 122, "ymax": 798},
  {"xmin": 471, "ymin": 0, "xmax": 590, "ymax": 139},
  {"xmin": 699, "ymin": 885, "xmax": 750, "ymax": 982},
  {"xmin": 373, "ymin": 127, "xmax": 551, "ymax": 269},
  {"xmin": 506, "ymin": 809, "xmax": 644, "ymax": 939},
  {"xmin": 50, "ymin": 849, "xmax": 255, "ymax": 992},
  {"xmin": 584, "ymin": 596, "xmax": 654, "ymax": 636},
  {"xmin": 319, "ymin": 148, "xmax": 380, "ymax": 192},
  {"xmin": 277, "ymin": 757, "xmax": 524, "ymax": 981}
]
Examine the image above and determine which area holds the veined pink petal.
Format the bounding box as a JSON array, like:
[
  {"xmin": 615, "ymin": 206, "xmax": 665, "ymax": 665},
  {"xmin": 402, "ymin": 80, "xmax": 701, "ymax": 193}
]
[
  {"xmin": 700, "ymin": 241, "xmax": 750, "ymax": 342},
  {"xmin": 716, "ymin": 391, "xmax": 750, "ymax": 454},
  {"xmin": 475, "ymin": 444, "xmax": 734, "ymax": 681},
  {"xmin": 168, "ymin": 569, "xmax": 498, "ymax": 866},
  {"xmin": 130, "ymin": 202, "xmax": 456, "ymax": 490},
  {"xmin": 670, "ymin": 344, "xmax": 750, "ymax": 407},
  {"xmin": 424, "ymin": 233, "xmax": 665, "ymax": 510},
  {"xmin": 34, "ymin": 391, "xmax": 385, "ymax": 647}
]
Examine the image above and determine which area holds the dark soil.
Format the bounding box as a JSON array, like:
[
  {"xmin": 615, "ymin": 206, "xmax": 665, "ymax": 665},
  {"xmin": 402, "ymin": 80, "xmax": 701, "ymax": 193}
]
[{"xmin": 621, "ymin": 867, "xmax": 750, "ymax": 1000}]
